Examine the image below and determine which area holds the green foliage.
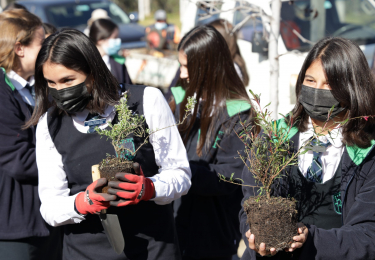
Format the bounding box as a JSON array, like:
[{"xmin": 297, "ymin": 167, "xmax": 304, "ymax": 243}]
[
  {"xmin": 95, "ymin": 94, "xmax": 146, "ymax": 161},
  {"xmin": 238, "ymin": 90, "xmax": 298, "ymax": 199},
  {"xmin": 95, "ymin": 93, "xmax": 196, "ymax": 163}
]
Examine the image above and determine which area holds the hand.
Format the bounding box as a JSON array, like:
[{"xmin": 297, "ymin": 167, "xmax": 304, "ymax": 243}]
[
  {"xmin": 75, "ymin": 178, "xmax": 117, "ymax": 215},
  {"xmin": 284, "ymin": 223, "xmax": 308, "ymax": 253},
  {"xmin": 107, "ymin": 162, "xmax": 155, "ymax": 207},
  {"xmin": 246, "ymin": 229, "xmax": 277, "ymax": 257}
]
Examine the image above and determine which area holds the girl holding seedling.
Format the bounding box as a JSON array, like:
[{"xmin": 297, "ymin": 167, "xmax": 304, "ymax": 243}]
[
  {"xmin": 240, "ymin": 37, "xmax": 375, "ymax": 259},
  {"xmin": 169, "ymin": 25, "xmax": 256, "ymax": 260},
  {"xmin": 27, "ymin": 29, "xmax": 191, "ymax": 260}
]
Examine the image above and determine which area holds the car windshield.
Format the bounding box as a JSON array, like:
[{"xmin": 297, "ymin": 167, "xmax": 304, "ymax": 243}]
[
  {"xmin": 234, "ymin": 0, "xmax": 375, "ymax": 51},
  {"xmin": 45, "ymin": 2, "xmax": 130, "ymax": 28}
]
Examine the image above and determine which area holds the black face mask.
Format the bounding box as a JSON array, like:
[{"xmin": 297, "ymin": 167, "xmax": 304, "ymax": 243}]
[
  {"xmin": 49, "ymin": 80, "xmax": 91, "ymax": 114},
  {"xmin": 299, "ymin": 84, "xmax": 346, "ymax": 122}
]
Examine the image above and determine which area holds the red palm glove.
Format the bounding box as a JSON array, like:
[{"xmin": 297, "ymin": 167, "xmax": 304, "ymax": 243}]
[
  {"xmin": 108, "ymin": 163, "xmax": 155, "ymax": 207},
  {"xmin": 75, "ymin": 178, "xmax": 117, "ymax": 215}
]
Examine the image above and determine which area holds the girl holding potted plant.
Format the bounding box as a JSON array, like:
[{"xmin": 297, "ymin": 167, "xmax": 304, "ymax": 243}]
[
  {"xmin": 169, "ymin": 25, "xmax": 256, "ymax": 260},
  {"xmin": 27, "ymin": 29, "xmax": 191, "ymax": 260},
  {"xmin": 240, "ymin": 37, "xmax": 375, "ymax": 259}
]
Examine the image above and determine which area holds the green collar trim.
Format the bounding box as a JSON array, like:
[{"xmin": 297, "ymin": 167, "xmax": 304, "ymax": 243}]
[
  {"xmin": 346, "ymin": 140, "xmax": 375, "ymax": 166},
  {"xmin": 171, "ymin": 86, "xmax": 251, "ymax": 116},
  {"xmin": 171, "ymin": 86, "xmax": 185, "ymax": 105},
  {"xmin": 277, "ymin": 117, "xmax": 374, "ymax": 166},
  {"xmin": 111, "ymin": 54, "xmax": 125, "ymax": 65},
  {"xmin": 275, "ymin": 118, "xmax": 299, "ymax": 140},
  {"xmin": 226, "ymin": 100, "xmax": 251, "ymax": 117},
  {"xmin": 1, "ymin": 67, "xmax": 15, "ymax": 91}
]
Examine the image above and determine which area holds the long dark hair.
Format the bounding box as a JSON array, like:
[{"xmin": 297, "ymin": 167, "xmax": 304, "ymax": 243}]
[
  {"xmin": 290, "ymin": 37, "xmax": 375, "ymax": 148},
  {"xmin": 25, "ymin": 29, "xmax": 120, "ymax": 128},
  {"xmin": 173, "ymin": 25, "xmax": 253, "ymax": 156},
  {"xmin": 209, "ymin": 19, "xmax": 249, "ymax": 86},
  {"xmin": 89, "ymin": 19, "xmax": 118, "ymax": 44}
]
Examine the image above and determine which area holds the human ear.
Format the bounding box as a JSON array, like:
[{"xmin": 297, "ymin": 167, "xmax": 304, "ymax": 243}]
[{"xmin": 14, "ymin": 42, "xmax": 25, "ymax": 57}]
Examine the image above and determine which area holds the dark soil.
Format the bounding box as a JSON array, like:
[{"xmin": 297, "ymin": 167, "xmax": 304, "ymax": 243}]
[
  {"xmin": 243, "ymin": 196, "xmax": 298, "ymax": 252},
  {"xmin": 99, "ymin": 157, "xmax": 134, "ymax": 193}
]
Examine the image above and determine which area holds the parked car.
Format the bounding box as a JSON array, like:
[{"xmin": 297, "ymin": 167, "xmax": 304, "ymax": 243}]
[{"xmin": 17, "ymin": 0, "xmax": 146, "ymax": 49}]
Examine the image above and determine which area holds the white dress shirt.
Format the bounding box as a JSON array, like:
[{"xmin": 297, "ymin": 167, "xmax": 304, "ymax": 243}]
[
  {"xmin": 298, "ymin": 119, "xmax": 344, "ymax": 183},
  {"xmin": 36, "ymin": 87, "xmax": 191, "ymax": 226},
  {"xmin": 7, "ymin": 70, "xmax": 35, "ymax": 106},
  {"xmin": 102, "ymin": 54, "xmax": 111, "ymax": 72}
]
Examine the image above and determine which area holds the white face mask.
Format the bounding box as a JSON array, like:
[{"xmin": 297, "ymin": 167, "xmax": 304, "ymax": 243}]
[
  {"xmin": 103, "ymin": 38, "xmax": 121, "ymax": 56},
  {"xmin": 155, "ymin": 22, "xmax": 167, "ymax": 30}
]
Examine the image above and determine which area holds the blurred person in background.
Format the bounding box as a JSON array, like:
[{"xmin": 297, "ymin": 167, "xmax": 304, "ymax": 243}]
[
  {"xmin": 89, "ymin": 18, "xmax": 132, "ymax": 85},
  {"xmin": 43, "ymin": 23, "xmax": 57, "ymax": 38},
  {"xmin": 83, "ymin": 8, "xmax": 110, "ymax": 36},
  {"xmin": 0, "ymin": 9, "xmax": 61, "ymax": 260},
  {"xmin": 169, "ymin": 25, "xmax": 256, "ymax": 260},
  {"xmin": 3, "ymin": 2, "xmax": 26, "ymax": 11},
  {"xmin": 146, "ymin": 9, "xmax": 181, "ymax": 51},
  {"xmin": 209, "ymin": 19, "xmax": 249, "ymax": 87}
]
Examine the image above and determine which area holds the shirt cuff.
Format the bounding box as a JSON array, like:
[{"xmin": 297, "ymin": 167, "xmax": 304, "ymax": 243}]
[{"xmin": 61, "ymin": 193, "xmax": 86, "ymax": 224}]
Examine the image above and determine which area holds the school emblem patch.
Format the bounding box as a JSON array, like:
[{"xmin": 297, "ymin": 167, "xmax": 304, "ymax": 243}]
[
  {"xmin": 212, "ymin": 131, "xmax": 224, "ymax": 148},
  {"xmin": 332, "ymin": 192, "xmax": 342, "ymax": 215},
  {"xmin": 118, "ymin": 138, "xmax": 136, "ymax": 160}
]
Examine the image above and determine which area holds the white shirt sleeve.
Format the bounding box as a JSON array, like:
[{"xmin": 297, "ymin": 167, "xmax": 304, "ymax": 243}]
[
  {"xmin": 143, "ymin": 87, "xmax": 191, "ymax": 205},
  {"xmin": 36, "ymin": 113, "xmax": 85, "ymax": 227}
]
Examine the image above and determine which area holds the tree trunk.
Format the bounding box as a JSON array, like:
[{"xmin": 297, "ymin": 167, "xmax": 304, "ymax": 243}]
[
  {"xmin": 269, "ymin": 0, "xmax": 281, "ymax": 120},
  {"xmin": 138, "ymin": 0, "xmax": 145, "ymax": 21}
]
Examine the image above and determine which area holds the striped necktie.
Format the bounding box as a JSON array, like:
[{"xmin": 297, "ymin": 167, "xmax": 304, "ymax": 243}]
[
  {"xmin": 25, "ymin": 83, "xmax": 35, "ymax": 101},
  {"xmin": 306, "ymin": 138, "xmax": 331, "ymax": 183}
]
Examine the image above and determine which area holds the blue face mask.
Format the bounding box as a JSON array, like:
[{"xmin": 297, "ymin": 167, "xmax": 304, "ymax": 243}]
[
  {"xmin": 155, "ymin": 22, "xmax": 167, "ymax": 30},
  {"xmin": 103, "ymin": 38, "xmax": 121, "ymax": 56}
]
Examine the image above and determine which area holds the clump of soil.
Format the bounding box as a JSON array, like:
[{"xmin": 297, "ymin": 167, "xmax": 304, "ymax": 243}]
[
  {"xmin": 99, "ymin": 157, "xmax": 134, "ymax": 193},
  {"xmin": 244, "ymin": 196, "xmax": 298, "ymax": 252}
]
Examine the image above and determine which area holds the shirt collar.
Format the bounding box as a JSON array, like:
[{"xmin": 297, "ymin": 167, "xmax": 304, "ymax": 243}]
[
  {"xmin": 74, "ymin": 104, "xmax": 115, "ymax": 123},
  {"xmin": 300, "ymin": 118, "xmax": 343, "ymax": 148},
  {"xmin": 7, "ymin": 70, "xmax": 34, "ymax": 90},
  {"xmin": 102, "ymin": 55, "xmax": 110, "ymax": 67}
]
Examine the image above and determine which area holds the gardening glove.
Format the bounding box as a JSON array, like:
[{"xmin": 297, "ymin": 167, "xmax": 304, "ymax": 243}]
[
  {"xmin": 107, "ymin": 162, "xmax": 155, "ymax": 207},
  {"xmin": 75, "ymin": 178, "xmax": 117, "ymax": 215}
]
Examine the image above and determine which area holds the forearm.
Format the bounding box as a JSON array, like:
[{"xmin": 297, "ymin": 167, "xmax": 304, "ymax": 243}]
[
  {"xmin": 149, "ymin": 168, "xmax": 191, "ymax": 205},
  {"xmin": 39, "ymin": 191, "xmax": 84, "ymax": 226},
  {"xmin": 299, "ymin": 224, "xmax": 375, "ymax": 260}
]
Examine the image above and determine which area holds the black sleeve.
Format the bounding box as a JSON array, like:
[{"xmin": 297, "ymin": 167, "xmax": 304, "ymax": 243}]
[
  {"xmin": 298, "ymin": 161, "xmax": 375, "ymax": 260},
  {"xmin": 0, "ymin": 88, "xmax": 38, "ymax": 182},
  {"xmin": 123, "ymin": 63, "xmax": 133, "ymax": 85},
  {"xmin": 188, "ymin": 120, "xmax": 247, "ymax": 196}
]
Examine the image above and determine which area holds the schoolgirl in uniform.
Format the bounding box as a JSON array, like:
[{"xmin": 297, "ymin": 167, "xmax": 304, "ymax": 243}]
[
  {"xmin": 0, "ymin": 9, "xmax": 61, "ymax": 260},
  {"xmin": 89, "ymin": 18, "xmax": 132, "ymax": 85},
  {"xmin": 240, "ymin": 37, "xmax": 375, "ymax": 259},
  {"xmin": 169, "ymin": 25, "xmax": 256, "ymax": 260},
  {"xmin": 27, "ymin": 29, "xmax": 191, "ymax": 260}
]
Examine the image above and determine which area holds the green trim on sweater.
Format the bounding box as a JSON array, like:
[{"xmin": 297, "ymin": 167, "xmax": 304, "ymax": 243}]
[{"xmin": 1, "ymin": 68, "xmax": 15, "ymax": 91}]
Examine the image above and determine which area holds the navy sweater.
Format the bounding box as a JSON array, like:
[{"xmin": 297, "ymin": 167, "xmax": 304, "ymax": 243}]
[
  {"xmin": 109, "ymin": 55, "xmax": 132, "ymax": 85},
  {"xmin": 240, "ymin": 119, "xmax": 375, "ymax": 260},
  {"xmin": 171, "ymin": 86, "xmax": 253, "ymax": 258},
  {"xmin": 0, "ymin": 68, "xmax": 50, "ymax": 239}
]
